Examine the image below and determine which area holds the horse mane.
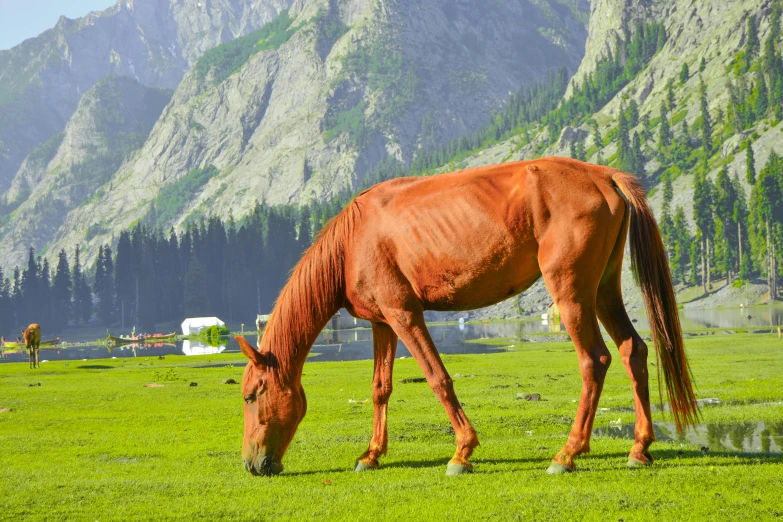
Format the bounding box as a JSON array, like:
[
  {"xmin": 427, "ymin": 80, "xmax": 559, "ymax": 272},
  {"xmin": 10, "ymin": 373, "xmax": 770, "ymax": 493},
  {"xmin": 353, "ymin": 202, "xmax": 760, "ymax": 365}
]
[{"xmin": 261, "ymin": 202, "xmax": 358, "ymax": 378}]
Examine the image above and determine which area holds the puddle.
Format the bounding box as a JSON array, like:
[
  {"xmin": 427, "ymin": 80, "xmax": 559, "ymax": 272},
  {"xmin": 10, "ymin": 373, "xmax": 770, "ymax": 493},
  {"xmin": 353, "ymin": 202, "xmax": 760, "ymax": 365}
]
[{"xmin": 594, "ymin": 421, "xmax": 783, "ymax": 454}]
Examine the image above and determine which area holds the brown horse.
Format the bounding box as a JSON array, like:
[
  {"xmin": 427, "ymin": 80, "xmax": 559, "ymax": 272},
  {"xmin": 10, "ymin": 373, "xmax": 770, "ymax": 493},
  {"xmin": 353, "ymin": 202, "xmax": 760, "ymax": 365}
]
[
  {"xmin": 236, "ymin": 157, "xmax": 699, "ymax": 477},
  {"xmin": 23, "ymin": 324, "xmax": 41, "ymax": 369}
]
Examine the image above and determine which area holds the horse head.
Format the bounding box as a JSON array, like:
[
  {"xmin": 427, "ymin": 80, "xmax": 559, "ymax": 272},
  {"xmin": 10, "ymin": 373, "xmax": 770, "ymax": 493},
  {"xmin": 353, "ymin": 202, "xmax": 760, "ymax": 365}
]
[{"xmin": 237, "ymin": 336, "xmax": 307, "ymax": 476}]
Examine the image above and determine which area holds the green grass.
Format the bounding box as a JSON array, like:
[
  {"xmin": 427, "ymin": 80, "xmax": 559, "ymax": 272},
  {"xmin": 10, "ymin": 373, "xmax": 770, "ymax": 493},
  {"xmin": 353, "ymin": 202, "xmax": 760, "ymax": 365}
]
[{"xmin": 1, "ymin": 334, "xmax": 782, "ymax": 520}]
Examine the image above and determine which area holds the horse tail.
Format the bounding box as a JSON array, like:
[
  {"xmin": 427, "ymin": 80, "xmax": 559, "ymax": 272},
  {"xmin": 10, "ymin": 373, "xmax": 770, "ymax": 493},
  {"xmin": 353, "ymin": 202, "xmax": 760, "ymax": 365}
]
[{"xmin": 611, "ymin": 171, "xmax": 699, "ymax": 433}]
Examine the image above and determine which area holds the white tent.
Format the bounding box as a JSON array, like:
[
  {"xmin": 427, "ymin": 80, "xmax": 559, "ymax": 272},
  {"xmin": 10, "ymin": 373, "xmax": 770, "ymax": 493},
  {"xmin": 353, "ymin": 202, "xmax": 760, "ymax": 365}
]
[{"xmin": 181, "ymin": 316, "xmax": 225, "ymax": 335}]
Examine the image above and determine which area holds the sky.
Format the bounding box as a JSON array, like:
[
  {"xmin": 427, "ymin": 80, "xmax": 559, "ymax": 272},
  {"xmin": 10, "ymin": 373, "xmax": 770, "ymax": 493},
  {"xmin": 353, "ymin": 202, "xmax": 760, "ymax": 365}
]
[{"xmin": 0, "ymin": 0, "xmax": 116, "ymax": 51}]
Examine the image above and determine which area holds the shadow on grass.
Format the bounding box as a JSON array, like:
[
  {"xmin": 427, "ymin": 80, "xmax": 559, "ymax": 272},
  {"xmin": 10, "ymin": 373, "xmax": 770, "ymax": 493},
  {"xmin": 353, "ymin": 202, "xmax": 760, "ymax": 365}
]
[{"xmin": 78, "ymin": 365, "xmax": 114, "ymax": 370}]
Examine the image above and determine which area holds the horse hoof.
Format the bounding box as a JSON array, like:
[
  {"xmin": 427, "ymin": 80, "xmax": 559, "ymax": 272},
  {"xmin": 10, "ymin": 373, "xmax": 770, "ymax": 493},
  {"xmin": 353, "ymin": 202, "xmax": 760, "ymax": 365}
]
[
  {"xmin": 445, "ymin": 463, "xmax": 473, "ymax": 476},
  {"xmin": 627, "ymin": 457, "xmax": 652, "ymax": 468},
  {"xmin": 546, "ymin": 461, "xmax": 574, "ymax": 475},
  {"xmin": 354, "ymin": 460, "xmax": 378, "ymax": 472}
]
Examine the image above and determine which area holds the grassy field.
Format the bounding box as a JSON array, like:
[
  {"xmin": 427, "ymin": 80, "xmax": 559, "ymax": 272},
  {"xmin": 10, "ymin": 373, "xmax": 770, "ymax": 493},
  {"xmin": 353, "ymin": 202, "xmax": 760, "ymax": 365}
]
[{"xmin": 1, "ymin": 334, "xmax": 782, "ymax": 521}]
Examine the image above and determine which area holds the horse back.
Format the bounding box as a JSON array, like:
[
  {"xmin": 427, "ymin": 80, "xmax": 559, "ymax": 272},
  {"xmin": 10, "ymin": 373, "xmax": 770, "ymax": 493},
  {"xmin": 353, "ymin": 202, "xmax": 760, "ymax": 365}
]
[{"xmin": 24, "ymin": 324, "xmax": 41, "ymax": 346}]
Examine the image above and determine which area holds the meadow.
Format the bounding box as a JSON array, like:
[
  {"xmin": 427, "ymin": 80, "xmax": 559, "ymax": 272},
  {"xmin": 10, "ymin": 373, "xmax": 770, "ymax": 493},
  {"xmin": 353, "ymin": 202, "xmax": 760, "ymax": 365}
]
[{"xmin": 1, "ymin": 333, "xmax": 782, "ymax": 521}]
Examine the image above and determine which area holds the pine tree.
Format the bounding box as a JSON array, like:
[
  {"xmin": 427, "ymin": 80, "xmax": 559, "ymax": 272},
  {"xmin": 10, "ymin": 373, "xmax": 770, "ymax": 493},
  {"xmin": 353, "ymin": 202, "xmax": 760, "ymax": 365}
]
[
  {"xmin": 754, "ymin": 71, "xmax": 769, "ymax": 118},
  {"xmin": 699, "ymin": 56, "xmax": 707, "ymax": 73},
  {"xmin": 693, "ymin": 170, "xmax": 715, "ymax": 292},
  {"xmin": 714, "ymin": 167, "xmax": 738, "ymax": 284},
  {"xmin": 617, "ymin": 106, "xmax": 631, "ymax": 171},
  {"xmin": 39, "ymin": 257, "xmax": 52, "ymax": 330},
  {"xmin": 115, "ymin": 231, "xmax": 133, "ymax": 331},
  {"xmin": 641, "ymin": 113, "xmax": 651, "ymax": 144},
  {"xmin": 666, "ymin": 79, "xmax": 676, "ymax": 115},
  {"xmin": 659, "ymin": 101, "xmax": 671, "ymax": 149},
  {"xmin": 747, "ymin": 14, "xmax": 760, "ymax": 58},
  {"xmin": 95, "ymin": 245, "xmax": 115, "ymax": 326},
  {"xmin": 631, "ymin": 132, "xmax": 645, "ymax": 177},
  {"xmin": 52, "ymin": 250, "xmax": 71, "ymax": 332},
  {"xmin": 21, "ymin": 247, "xmax": 39, "ymax": 326},
  {"xmin": 746, "ymin": 140, "xmax": 757, "ymax": 184},
  {"xmin": 590, "ymin": 119, "xmax": 602, "ymax": 149},
  {"xmin": 679, "ymin": 62, "xmax": 690, "ymax": 85},
  {"xmin": 672, "ymin": 206, "xmax": 690, "ymax": 283},
  {"xmin": 700, "ymin": 76, "xmax": 713, "ymax": 155},
  {"xmin": 72, "ymin": 246, "xmax": 92, "ymax": 325},
  {"xmin": 0, "ymin": 268, "xmax": 10, "ymax": 335},
  {"xmin": 628, "ymin": 99, "xmax": 640, "ymax": 127},
  {"xmin": 183, "ymin": 258, "xmax": 209, "ymax": 317}
]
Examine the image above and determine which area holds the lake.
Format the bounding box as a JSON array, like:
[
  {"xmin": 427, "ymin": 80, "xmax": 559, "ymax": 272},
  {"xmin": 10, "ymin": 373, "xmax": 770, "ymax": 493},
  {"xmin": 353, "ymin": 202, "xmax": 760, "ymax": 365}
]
[{"xmin": 3, "ymin": 304, "xmax": 783, "ymax": 364}]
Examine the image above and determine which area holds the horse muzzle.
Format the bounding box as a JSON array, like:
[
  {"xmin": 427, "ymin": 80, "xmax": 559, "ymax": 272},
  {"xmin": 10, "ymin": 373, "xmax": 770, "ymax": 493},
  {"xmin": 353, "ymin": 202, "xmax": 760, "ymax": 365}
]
[{"xmin": 243, "ymin": 454, "xmax": 284, "ymax": 476}]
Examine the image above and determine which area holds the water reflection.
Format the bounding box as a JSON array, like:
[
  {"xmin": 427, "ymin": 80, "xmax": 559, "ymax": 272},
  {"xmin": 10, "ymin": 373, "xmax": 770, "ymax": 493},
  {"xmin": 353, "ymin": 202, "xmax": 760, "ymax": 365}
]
[
  {"xmin": 628, "ymin": 304, "xmax": 783, "ymax": 331},
  {"xmin": 182, "ymin": 340, "xmax": 226, "ymax": 356},
  {"xmin": 593, "ymin": 421, "xmax": 783, "ymax": 453}
]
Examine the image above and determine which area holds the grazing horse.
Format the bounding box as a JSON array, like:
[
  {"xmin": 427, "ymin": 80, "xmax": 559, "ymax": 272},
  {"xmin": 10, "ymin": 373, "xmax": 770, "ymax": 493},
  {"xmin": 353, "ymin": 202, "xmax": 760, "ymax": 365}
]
[
  {"xmin": 23, "ymin": 324, "xmax": 41, "ymax": 369},
  {"xmin": 236, "ymin": 157, "xmax": 699, "ymax": 477}
]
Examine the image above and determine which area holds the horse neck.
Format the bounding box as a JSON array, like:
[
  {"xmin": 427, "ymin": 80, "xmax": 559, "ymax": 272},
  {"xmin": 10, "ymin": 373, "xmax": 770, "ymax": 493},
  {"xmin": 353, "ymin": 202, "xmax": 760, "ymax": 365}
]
[
  {"xmin": 265, "ymin": 299, "xmax": 342, "ymax": 384},
  {"xmin": 259, "ymin": 216, "xmax": 348, "ymax": 384}
]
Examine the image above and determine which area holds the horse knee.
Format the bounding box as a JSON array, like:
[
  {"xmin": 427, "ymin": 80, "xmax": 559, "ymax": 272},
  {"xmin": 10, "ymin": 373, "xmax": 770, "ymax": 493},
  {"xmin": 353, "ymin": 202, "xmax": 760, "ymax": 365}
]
[
  {"xmin": 373, "ymin": 380, "xmax": 393, "ymax": 404},
  {"xmin": 430, "ymin": 377, "xmax": 454, "ymax": 399},
  {"xmin": 623, "ymin": 338, "xmax": 648, "ymax": 368}
]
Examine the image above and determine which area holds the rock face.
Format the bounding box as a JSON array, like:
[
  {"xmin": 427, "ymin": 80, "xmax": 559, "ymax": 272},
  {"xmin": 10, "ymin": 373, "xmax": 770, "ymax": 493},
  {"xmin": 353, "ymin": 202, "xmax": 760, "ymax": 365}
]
[
  {"xmin": 0, "ymin": 76, "xmax": 172, "ymax": 267},
  {"xmin": 430, "ymin": 0, "xmax": 780, "ymax": 318},
  {"xmin": 0, "ymin": 0, "xmax": 292, "ymax": 191},
  {"xmin": 2, "ymin": 0, "xmax": 590, "ymax": 270}
]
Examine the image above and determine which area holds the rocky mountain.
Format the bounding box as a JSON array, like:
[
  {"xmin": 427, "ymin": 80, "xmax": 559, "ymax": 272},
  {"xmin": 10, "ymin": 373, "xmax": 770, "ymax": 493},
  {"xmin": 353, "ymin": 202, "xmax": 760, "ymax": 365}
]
[
  {"xmin": 0, "ymin": 76, "xmax": 172, "ymax": 264},
  {"xmin": 0, "ymin": 0, "xmax": 293, "ymax": 193},
  {"xmin": 0, "ymin": 0, "xmax": 591, "ymax": 270}
]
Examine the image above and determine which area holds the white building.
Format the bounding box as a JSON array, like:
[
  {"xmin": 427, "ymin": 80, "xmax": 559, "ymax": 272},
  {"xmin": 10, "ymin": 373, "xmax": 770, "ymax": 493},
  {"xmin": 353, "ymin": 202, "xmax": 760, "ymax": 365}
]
[{"xmin": 181, "ymin": 317, "xmax": 225, "ymax": 335}]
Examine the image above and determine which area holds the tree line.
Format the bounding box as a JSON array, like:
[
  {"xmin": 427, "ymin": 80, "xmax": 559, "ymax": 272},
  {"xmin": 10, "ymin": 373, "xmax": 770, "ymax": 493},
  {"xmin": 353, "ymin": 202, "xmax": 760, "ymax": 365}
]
[{"xmin": 0, "ymin": 203, "xmax": 321, "ymax": 335}]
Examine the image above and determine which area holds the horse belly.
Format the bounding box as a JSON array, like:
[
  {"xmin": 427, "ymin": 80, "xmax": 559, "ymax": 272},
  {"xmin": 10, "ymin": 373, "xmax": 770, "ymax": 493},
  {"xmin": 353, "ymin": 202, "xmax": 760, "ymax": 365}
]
[{"xmin": 412, "ymin": 240, "xmax": 541, "ymax": 312}]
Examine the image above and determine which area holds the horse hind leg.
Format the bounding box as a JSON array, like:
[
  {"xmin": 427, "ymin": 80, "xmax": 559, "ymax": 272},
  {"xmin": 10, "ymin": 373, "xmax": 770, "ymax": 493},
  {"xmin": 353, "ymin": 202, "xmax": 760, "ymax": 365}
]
[
  {"xmin": 538, "ymin": 223, "xmax": 615, "ymax": 473},
  {"xmin": 35, "ymin": 346, "xmax": 40, "ymax": 369},
  {"xmin": 355, "ymin": 322, "xmax": 398, "ymax": 471},
  {"xmin": 597, "ymin": 272, "xmax": 655, "ymax": 466},
  {"xmin": 544, "ymin": 281, "xmax": 611, "ymax": 473}
]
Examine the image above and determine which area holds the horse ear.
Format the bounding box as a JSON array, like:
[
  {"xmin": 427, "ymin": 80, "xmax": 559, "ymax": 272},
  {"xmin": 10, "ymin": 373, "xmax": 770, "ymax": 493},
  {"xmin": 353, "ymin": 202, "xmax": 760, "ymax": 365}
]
[{"xmin": 236, "ymin": 336, "xmax": 265, "ymax": 369}]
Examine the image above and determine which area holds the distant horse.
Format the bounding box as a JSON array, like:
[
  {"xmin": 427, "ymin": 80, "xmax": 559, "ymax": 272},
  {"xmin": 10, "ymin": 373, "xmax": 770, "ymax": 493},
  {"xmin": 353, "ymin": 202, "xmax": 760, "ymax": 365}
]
[
  {"xmin": 236, "ymin": 157, "xmax": 699, "ymax": 477},
  {"xmin": 23, "ymin": 324, "xmax": 41, "ymax": 369}
]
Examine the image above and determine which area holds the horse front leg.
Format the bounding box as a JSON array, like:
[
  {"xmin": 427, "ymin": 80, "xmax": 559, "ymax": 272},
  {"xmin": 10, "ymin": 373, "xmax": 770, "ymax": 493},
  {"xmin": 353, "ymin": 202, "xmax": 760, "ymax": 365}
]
[
  {"xmin": 28, "ymin": 347, "xmax": 33, "ymax": 369},
  {"xmin": 355, "ymin": 322, "xmax": 398, "ymax": 471},
  {"xmin": 34, "ymin": 345, "xmax": 40, "ymax": 369},
  {"xmin": 384, "ymin": 307, "xmax": 479, "ymax": 476}
]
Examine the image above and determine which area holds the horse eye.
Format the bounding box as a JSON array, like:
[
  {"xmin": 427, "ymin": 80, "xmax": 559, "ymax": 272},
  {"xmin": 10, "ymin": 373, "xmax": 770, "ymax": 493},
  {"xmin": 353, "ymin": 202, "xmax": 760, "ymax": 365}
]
[{"xmin": 244, "ymin": 394, "xmax": 256, "ymax": 404}]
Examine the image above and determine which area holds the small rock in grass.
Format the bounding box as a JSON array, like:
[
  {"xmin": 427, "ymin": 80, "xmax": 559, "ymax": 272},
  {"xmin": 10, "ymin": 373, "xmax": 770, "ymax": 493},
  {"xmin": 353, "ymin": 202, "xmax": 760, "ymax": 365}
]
[
  {"xmin": 222, "ymin": 378, "xmax": 238, "ymax": 385},
  {"xmin": 700, "ymin": 446, "xmax": 709, "ymax": 453},
  {"xmin": 28, "ymin": 383, "xmax": 41, "ymax": 387},
  {"xmin": 145, "ymin": 383, "xmax": 163, "ymax": 388},
  {"xmin": 189, "ymin": 382, "xmax": 198, "ymax": 387},
  {"xmin": 158, "ymin": 356, "xmax": 165, "ymax": 360},
  {"xmin": 517, "ymin": 393, "xmax": 541, "ymax": 401}
]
